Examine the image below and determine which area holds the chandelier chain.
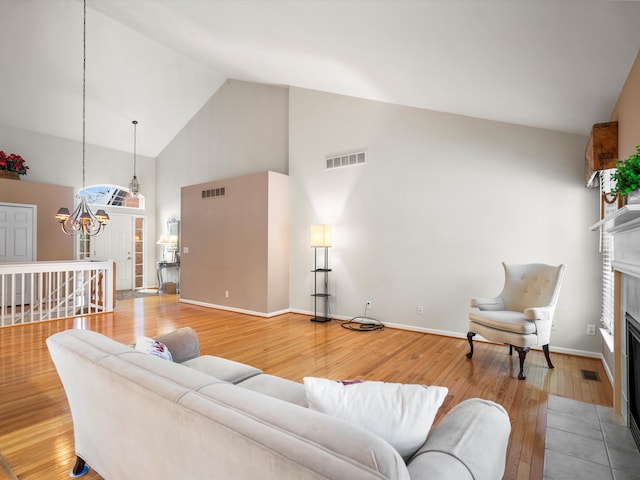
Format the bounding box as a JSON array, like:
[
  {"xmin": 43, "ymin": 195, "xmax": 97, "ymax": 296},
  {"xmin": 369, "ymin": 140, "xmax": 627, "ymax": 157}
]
[{"xmin": 54, "ymin": 0, "xmax": 110, "ymax": 237}]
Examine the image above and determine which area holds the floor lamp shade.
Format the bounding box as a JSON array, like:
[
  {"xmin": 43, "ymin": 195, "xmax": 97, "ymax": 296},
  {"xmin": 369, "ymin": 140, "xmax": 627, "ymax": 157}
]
[{"xmin": 310, "ymin": 225, "xmax": 333, "ymax": 248}]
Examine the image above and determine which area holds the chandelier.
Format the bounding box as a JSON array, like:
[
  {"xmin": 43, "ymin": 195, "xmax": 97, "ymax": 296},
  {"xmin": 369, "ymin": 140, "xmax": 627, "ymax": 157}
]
[
  {"xmin": 128, "ymin": 120, "xmax": 139, "ymax": 196},
  {"xmin": 55, "ymin": 0, "xmax": 109, "ymax": 237}
]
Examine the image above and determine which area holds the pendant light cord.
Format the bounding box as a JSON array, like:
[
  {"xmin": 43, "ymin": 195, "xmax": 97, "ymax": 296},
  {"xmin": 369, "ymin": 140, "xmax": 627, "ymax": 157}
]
[{"xmin": 133, "ymin": 120, "xmax": 138, "ymax": 177}]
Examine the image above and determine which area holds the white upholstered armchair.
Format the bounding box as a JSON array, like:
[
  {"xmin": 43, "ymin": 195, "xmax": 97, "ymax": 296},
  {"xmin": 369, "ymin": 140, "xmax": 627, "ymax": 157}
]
[{"xmin": 466, "ymin": 262, "xmax": 565, "ymax": 380}]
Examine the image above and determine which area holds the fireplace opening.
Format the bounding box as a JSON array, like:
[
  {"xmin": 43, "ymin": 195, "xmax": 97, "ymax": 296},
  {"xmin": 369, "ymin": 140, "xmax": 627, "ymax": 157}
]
[{"xmin": 627, "ymin": 313, "xmax": 640, "ymax": 452}]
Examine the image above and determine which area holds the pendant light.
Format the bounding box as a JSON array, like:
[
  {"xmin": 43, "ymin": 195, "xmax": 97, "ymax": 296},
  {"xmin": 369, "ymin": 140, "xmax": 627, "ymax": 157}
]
[
  {"xmin": 128, "ymin": 120, "xmax": 139, "ymax": 196},
  {"xmin": 55, "ymin": 0, "xmax": 109, "ymax": 237}
]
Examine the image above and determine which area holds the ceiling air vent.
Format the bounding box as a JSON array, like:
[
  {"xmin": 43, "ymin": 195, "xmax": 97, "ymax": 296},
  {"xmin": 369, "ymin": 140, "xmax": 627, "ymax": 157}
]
[
  {"xmin": 326, "ymin": 150, "xmax": 366, "ymax": 170},
  {"xmin": 202, "ymin": 187, "xmax": 226, "ymax": 199}
]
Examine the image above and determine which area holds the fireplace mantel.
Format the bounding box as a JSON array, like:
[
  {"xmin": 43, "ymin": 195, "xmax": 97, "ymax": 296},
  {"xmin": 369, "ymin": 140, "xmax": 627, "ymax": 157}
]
[{"xmin": 590, "ymin": 204, "xmax": 640, "ymax": 234}]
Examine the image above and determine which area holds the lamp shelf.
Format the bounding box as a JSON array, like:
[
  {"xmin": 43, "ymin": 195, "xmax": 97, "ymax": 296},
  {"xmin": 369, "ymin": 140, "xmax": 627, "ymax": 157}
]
[{"xmin": 310, "ymin": 224, "xmax": 333, "ymax": 323}]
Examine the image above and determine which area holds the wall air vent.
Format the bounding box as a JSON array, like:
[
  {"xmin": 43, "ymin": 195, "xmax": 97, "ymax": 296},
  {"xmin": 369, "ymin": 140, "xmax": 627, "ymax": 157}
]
[
  {"xmin": 325, "ymin": 150, "xmax": 367, "ymax": 170},
  {"xmin": 202, "ymin": 187, "xmax": 226, "ymax": 199}
]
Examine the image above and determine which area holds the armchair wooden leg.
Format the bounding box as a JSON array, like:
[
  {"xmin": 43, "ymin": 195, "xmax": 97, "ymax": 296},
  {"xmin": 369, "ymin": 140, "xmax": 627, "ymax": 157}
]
[
  {"xmin": 513, "ymin": 346, "xmax": 529, "ymax": 380},
  {"xmin": 509, "ymin": 344, "xmax": 513, "ymax": 356},
  {"xmin": 543, "ymin": 344, "xmax": 554, "ymax": 369},
  {"xmin": 466, "ymin": 332, "xmax": 475, "ymax": 359}
]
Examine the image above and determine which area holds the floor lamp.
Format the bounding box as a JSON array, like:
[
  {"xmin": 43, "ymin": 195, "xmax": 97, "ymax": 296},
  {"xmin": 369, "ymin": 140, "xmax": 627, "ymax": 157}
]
[{"xmin": 310, "ymin": 225, "xmax": 332, "ymax": 322}]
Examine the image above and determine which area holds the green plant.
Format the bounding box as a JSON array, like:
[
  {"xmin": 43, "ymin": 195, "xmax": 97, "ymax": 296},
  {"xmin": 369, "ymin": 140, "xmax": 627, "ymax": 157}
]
[{"xmin": 613, "ymin": 145, "xmax": 640, "ymax": 196}]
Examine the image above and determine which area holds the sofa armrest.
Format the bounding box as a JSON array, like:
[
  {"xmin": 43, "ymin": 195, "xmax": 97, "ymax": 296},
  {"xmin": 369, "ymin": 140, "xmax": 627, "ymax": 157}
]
[
  {"xmin": 407, "ymin": 398, "xmax": 510, "ymax": 480},
  {"xmin": 470, "ymin": 296, "xmax": 504, "ymax": 311},
  {"xmin": 154, "ymin": 327, "xmax": 200, "ymax": 363}
]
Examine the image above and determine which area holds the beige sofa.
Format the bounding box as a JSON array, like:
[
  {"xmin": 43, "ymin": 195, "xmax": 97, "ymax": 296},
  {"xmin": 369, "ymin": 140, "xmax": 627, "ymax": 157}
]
[{"xmin": 47, "ymin": 327, "xmax": 511, "ymax": 480}]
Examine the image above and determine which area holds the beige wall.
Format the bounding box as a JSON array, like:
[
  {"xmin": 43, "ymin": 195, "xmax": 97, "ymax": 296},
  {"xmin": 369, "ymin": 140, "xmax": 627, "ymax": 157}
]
[
  {"xmin": 267, "ymin": 172, "xmax": 291, "ymax": 313},
  {"xmin": 602, "ymin": 50, "xmax": 640, "ymax": 374},
  {"xmin": 180, "ymin": 171, "xmax": 289, "ymax": 315},
  {"xmin": 611, "ymin": 50, "xmax": 640, "ymax": 158},
  {"xmin": 0, "ymin": 178, "xmax": 74, "ymax": 260}
]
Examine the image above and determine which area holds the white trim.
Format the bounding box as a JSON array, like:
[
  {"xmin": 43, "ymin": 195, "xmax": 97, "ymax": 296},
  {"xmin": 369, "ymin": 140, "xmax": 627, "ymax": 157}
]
[
  {"xmin": 612, "ymin": 260, "xmax": 640, "ymax": 279},
  {"xmin": 291, "ymin": 308, "xmax": 604, "ymax": 359},
  {"xmin": 179, "ymin": 298, "xmax": 289, "ymax": 318},
  {"xmin": 601, "ymin": 352, "xmax": 614, "ymax": 387},
  {"xmin": 590, "ymin": 204, "xmax": 640, "ymax": 233},
  {"xmin": 600, "ymin": 327, "xmax": 614, "ymax": 353}
]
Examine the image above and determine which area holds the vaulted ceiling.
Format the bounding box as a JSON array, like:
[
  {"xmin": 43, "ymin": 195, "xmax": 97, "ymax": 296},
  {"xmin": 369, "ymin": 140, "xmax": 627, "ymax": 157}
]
[{"xmin": 1, "ymin": 0, "xmax": 639, "ymax": 158}]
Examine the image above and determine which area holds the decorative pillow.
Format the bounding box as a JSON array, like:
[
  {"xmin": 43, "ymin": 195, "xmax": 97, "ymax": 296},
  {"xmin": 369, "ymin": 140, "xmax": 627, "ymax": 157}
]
[
  {"xmin": 134, "ymin": 336, "xmax": 173, "ymax": 361},
  {"xmin": 303, "ymin": 377, "xmax": 448, "ymax": 460}
]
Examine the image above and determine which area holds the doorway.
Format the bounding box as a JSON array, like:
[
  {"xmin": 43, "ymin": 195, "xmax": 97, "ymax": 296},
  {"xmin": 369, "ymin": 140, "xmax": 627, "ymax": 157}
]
[
  {"xmin": 79, "ymin": 185, "xmax": 146, "ymax": 291},
  {"xmin": 88, "ymin": 214, "xmax": 144, "ymax": 291}
]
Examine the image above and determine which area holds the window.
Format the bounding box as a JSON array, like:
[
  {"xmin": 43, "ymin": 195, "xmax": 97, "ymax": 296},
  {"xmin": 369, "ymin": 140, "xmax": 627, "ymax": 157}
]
[
  {"xmin": 600, "ymin": 169, "xmax": 617, "ymax": 337},
  {"xmin": 75, "ymin": 186, "xmax": 146, "ymax": 289},
  {"xmin": 80, "ymin": 185, "xmax": 145, "ymax": 209},
  {"xmin": 134, "ymin": 217, "xmax": 144, "ymax": 288}
]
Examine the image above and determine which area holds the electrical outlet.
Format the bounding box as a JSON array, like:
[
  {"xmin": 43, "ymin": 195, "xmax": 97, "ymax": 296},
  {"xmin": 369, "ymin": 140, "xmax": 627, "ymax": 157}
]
[
  {"xmin": 587, "ymin": 324, "xmax": 596, "ymax": 336},
  {"xmin": 225, "ymin": 290, "xmax": 229, "ymax": 298},
  {"xmin": 417, "ymin": 305, "xmax": 424, "ymax": 315},
  {"xmin": 366, "ymin": 301, "xmax": 372, "ymax": 310}
]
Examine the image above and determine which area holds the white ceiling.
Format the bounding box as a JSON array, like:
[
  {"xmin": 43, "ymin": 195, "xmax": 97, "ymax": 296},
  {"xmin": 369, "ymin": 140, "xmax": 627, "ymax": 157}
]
[{"xmin": 1, "ymin": 0, "xmax": 639, "ymax": 158}]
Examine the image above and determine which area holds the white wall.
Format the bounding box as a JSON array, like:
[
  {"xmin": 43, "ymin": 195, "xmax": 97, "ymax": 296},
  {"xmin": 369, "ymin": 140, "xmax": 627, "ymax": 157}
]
[
  {"xmin": 289, "ymin": 87, "xmax": 602, "ymax": 355},
  {"xmin": 154, "ymin": 80, "xmax": 603, "ymax": 354},
  {"xmin": 0, "ymin": 123, "xmax": 157, "ymax": 285}
]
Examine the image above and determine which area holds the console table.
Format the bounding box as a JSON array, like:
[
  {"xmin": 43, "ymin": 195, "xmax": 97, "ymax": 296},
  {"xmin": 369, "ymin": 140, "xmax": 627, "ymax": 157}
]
[{"xmin": 156, "ymin": 261, "xmax": 180, "ymax": 294}]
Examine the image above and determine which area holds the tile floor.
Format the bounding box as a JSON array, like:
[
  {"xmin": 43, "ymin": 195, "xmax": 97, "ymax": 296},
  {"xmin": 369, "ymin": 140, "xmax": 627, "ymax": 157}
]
[{"xmin": 544, "ymin": 394, "xmax": 640, "ymax": 480}]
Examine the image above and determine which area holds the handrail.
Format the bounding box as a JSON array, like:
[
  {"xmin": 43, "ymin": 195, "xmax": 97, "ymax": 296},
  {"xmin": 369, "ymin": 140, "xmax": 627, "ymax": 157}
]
[{"xmin": 0, "ymin": 260, "xmax": 114, "ymax": 327}]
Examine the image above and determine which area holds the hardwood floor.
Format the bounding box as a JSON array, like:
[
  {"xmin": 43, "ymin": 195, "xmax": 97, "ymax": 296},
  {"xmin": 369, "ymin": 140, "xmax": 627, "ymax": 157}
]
[{"xmin": 0, "ymin": 295, "xmax": 612, "ymax": 479}]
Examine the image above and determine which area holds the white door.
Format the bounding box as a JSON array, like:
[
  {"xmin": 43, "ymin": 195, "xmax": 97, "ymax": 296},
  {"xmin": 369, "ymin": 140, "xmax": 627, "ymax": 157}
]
[
  {"xmin": 0, "ymin": 204, "xmax": 34, "ymax": 262},
  {"xmin": 0, "ymin": 203, "xmax": 36, "ymax": 303},
  {"xmin": 90, "ymin": 214, "xmax": 133, "ymax": 290}
]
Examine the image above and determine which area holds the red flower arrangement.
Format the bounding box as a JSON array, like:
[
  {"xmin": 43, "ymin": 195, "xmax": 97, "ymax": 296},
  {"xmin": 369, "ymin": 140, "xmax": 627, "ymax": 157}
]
[{"xmin": 0, "ymin": 151, "xmax": 29, "ymax": 175}]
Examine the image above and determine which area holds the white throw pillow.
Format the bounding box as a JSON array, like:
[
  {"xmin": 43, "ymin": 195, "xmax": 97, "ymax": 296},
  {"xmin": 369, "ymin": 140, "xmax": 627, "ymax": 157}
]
[
  {"xmin": 303, "ymin": 377, "xmax": 447, "ymax": 460},
  {"xmin": 135, "ymin": 336, "xmax": 173, "ymax": 361}
]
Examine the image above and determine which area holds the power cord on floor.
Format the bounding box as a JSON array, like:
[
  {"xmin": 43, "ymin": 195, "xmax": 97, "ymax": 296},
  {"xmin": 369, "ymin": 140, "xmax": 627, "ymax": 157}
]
[{"xmin": 337, "ymin": 303, "xmax": 384, "ymax": 332}]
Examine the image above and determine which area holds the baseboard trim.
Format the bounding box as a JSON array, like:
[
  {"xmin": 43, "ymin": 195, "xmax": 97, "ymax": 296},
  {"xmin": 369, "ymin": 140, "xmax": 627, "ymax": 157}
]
[
  {"xmin": 199, "ymin": 306, "xmax": 606, "ymax": 359},
  {"xmin": 383, "ymin": 323, "xmax": 603, "ymax": 359},
  {"xmin": 178, "ymin": 298, "xmax": 289, "ymax": 318},
  {"xmin": 601, "ymin": 353, "xmax": 614, "ymax": 387}
]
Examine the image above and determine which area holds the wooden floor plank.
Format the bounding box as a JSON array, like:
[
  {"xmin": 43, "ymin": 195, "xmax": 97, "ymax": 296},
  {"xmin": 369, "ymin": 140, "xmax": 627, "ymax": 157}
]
[{"xmin": 0, "ymin": 295, "xmax": 612, "ymax": 479}]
